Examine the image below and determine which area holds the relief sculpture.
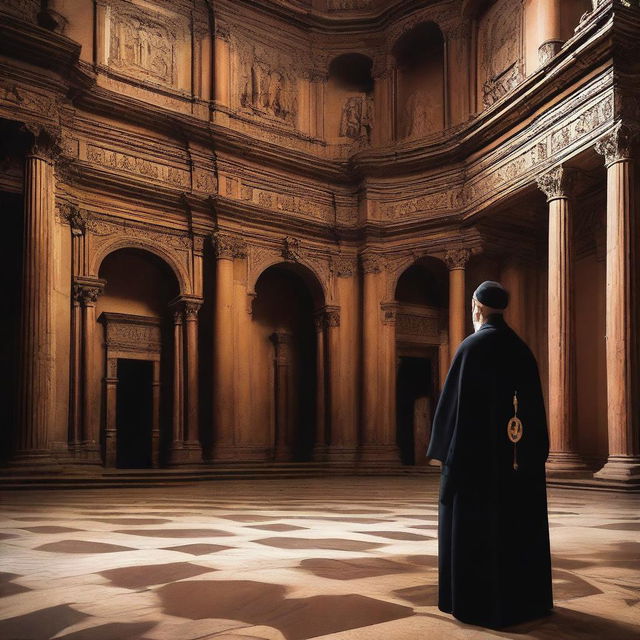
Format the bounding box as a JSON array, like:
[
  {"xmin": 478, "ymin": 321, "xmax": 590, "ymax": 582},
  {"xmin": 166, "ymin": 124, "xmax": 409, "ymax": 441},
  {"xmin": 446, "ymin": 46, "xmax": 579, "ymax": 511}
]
[
  {"xmin": 340, "ymin": 95, "xmax": 373, "ymax": 142},
  {"xmin": 237, "ymin": 40, "xmax": 298, "ymax": 124},
  {"xmin": 404, "ymin": 89, "xmax": 437, "ymax": 138},
  {"xmin": 109, "ymin": 5, "xmax": 178, "ymax": 86}
]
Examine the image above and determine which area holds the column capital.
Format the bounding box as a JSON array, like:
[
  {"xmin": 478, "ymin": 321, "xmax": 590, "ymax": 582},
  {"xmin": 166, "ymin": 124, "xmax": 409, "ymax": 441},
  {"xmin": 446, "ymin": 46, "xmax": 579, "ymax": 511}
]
[
  {"xmin": 73, "ymin": 277, "xmax": 106, "ymax": 305},
  {"xmin": 444, "ymin": 247, "xmax": 471, "ymax": 270},
  {"xmin": 381, "ymin": 300, "xmax": 399, "ymax": 325},
  {"xmin": 212, "ymin": 231, "xmax": 247, "ymax": 260},
  {"xmin": 360, "ymin": 251, "xmax": 385, "ymax": 274},
  {"xmin": 536, "ymin": 166, "xmax": 576, "ymax": 201},
  {"xmin": 23, "ymin": 123, "xmax": 61, "ymax": 163},
  {"xmin": 313, "ymin": 306, "xmax": 341, "ymax": 329},
  {"xmin": 595, "ymin": 122, "xmax": 638, "ymax": 166},
  {"xmin": 330, "ymin": 254, "xmax": 358, "ymax": 278},
  {"xmin": 59, "ymin": 203, "xmax": 92, "ymax": 236},
  {"xmin": 170, "ymin": 295, "xmax": 203, "ymax": 319}
]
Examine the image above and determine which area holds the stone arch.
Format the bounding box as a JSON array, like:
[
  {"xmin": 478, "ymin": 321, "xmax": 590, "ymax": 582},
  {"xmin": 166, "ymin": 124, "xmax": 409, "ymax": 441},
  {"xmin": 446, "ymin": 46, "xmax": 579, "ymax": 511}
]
[
  {"xmin": 385, "ymin": 252, "xmax": 447, "ymax": 302},
  {"xmin": 91, "ymin": 235, "xmax": 192, "ymax": 297}
]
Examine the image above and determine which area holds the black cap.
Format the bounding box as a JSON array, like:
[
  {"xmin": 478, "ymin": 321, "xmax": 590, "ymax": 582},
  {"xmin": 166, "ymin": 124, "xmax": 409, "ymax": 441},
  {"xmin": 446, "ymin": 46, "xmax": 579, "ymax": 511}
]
[{"xmin": 473, "ymin": 280, "xmax": 509, "ymax": 310}]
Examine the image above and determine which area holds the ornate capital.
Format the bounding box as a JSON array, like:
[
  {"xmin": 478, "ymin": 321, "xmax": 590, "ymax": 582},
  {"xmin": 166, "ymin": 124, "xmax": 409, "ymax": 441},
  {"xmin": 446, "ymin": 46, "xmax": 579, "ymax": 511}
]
[
  {"xmin": 282, "ymin": 236, "xmax": 301, "ymax": 262},
  {"xmin": 214, "ymin": 22, "xmax": 230, "ymax": 41},
  {"xmin": 536, "ymin": 166, "xmax": 576, "ymax": 201},
  {"xmin": 74, "ymin": 277, "xmax": 106, "ymax": 305},
  {"xmin": 170, "ymin": 296, "xmax": 203, "ymax": 320},
  {"xmin": 594, "ymin": 122, "xmax": 638, "ymax": 166},
  {"xmin": 444, "ymin": 247, "xmax": 471, "ymax": 270},
  {"xmin": 360, "ymin": 251, "xmax": 384, "ymax": 274},
  {"xmin": 23, "ymin": 123, "xmax": 61, "ymax": 163},
  {"xmin": 325, "ymin": 307, "xmax": 340, "ymax": 328},
  {"xmin": 330, "ymin": 255, "xmax": 357, "ymax": 278},
  {"xmin": 212, "ymin": 231, "xmax": 247, "ymax": 259},
  {"xmin": 59, "ymin": 203, "xmax": 92, "ymax": 236}
]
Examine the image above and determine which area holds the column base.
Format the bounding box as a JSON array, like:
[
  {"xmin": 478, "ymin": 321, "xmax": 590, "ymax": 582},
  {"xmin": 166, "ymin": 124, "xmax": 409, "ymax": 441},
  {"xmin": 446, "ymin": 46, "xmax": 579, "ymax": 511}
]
[
  {"xmin": 168, "ymin": 442, "xmax": 203, "ymax": 466},
  {"xmin": 594, "ymin": 455, "xmax": 640, "ymax": 486},
  {"xmin": 273, "ymin": 446, "xmax": 292, "ymax": 462},
  {"xmin": 207, "ymin": 444, "xmax": 269, "ymax": 462},
  {"xmin": 312, "ymin": 444, "xmax": 328, "ymax": 462},
  {"xmin": 9, "ymin": 450, "xmax": 63, "ymax": 474},
  {"xmin": 359, "ymin": 444, "xmax": 401, "ymax": 465},
  {"xmin": 545, "ymin": 452, "xmax": 592, "ymax": 479},
  {"xmin": 325, "ymin": 446, "xmax": 358, "ymax": 463}
]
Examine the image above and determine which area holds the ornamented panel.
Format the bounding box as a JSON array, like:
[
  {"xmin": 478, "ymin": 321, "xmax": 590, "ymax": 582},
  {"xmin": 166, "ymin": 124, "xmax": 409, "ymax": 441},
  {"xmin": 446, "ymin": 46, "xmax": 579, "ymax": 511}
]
[
  {"xmin": 0, "ymin": 79, "xmax": 60, "ymax": 122},
  {"xmin": 233, "ymin": 36, "xmax": 299, "ymax": 125},
  {"xmin": 381, "ymin": 188, "xmax": 462, "ymax": 219},
  {"xmin": 477, "ymin": 0, "xmax": 523, "ymax": 107},
  {"xmin": 108, "ymin": 0, "xmax": 183, "ymax": 87},
  {"xmin": 340, "ymin": 95, "xmax": 374, "ymax": 142},
  {"xmin": 101, "ymin": 313, "xmax": 162, "ymax": 354},
  {"xmin": 326, "ymin": 0, "xmax": 374, "ymax": 11},
  {"xmin": 397, "ymin": 313, "xmax": 439, "ymax": 338},
  {"xmin": 86, "ymin": 144, "xmax": 190, "ymax": 188},
  {"xmin": 238, "ymin": 183, "xmax": 334, "ymax": 221},
  {"xmin": 0, "ymin": 0, "xmax": 39, "ymax": 23}
]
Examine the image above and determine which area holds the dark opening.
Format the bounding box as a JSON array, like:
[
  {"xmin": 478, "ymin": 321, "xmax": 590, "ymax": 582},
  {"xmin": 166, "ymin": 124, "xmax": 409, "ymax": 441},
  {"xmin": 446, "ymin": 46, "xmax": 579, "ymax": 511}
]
[
  {"xmin": 328, "ymin": 53, "xmax": 374, "ymax": 93},
  {"xmin": 393, "ymin": 21, "xmax": 444, "ymax": 71},
  {"xmin": 0, "ymin": 191, "xmax": 23, "ymax": 463},
  {"xmin": 396, "ymin": 356, "xmax": 433, "ymax": 465},
  {"xmin": 116, "ymin": 358, "xmax": 154, "ymax": 469}
]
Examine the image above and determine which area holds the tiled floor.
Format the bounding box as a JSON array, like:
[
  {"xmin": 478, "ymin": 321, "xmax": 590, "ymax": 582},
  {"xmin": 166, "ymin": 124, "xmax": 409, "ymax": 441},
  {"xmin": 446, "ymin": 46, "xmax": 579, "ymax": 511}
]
[{"xmin": 1, "ymin": 476, "xmax": 639, "ymax": 640}]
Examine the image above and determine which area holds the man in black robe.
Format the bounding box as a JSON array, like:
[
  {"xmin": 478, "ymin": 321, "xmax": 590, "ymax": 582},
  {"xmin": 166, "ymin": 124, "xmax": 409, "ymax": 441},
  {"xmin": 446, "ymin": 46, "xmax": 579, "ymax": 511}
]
[{"xmin": 426, "ymin": 280, "xmax": 552, "ymax": 629}]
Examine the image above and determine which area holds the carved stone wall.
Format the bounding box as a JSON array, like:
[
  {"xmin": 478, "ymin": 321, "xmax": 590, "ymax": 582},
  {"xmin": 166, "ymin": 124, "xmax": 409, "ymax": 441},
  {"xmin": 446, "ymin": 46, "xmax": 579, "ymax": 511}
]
[{"xmin": 477, "ymin": 0, "xmax": 524, "ymax": 108}]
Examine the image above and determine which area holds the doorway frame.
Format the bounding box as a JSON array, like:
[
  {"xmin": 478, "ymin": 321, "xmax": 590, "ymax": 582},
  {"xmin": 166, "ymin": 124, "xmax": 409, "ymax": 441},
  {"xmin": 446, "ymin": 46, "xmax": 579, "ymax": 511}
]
[{"xmin": 98, "ymin": 312, "xmax": 162, "ymax": 468}]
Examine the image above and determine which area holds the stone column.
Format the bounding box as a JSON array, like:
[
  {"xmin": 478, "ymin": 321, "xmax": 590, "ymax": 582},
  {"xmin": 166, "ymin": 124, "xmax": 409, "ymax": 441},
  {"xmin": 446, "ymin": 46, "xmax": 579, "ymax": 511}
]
[
  {"xmin": 444, "ymin": 248, "xmax": 471, "ymax": 359},
  {"xmin": 213, "ymin": 23, "xmax": 230, "ymax": 108},
  {"xmin": 211, "ymin": 232, "xmax": 245, "ymax": 460},
  {"xmin": 372, "ymin": 65, "xmax": 393, "ymax": 145},
  {"xmin": 537, "ymin": 166, "xmax": 589, "ymax": 477},
  {"xmin": 151, "ymin": 360, "xmax": 161, "ymax": 468},
  {"xmin": 537, "ymin": 0, "xmax": 564, "ymax": 65},
  {"xmin": 271, "ymin": 329, "xmax": 292, "ymax": 461},
  {"xmin": 324, "ymin": 307, "xmax": 343, "ymax": 460},
  {"xmin": 313, "ymin": 310, "xmax": 327, "ymax": 461},
  {"xmin": 14, "ymin": 136, "xmax": 58, "ymax": 465},
  {"xmin": 169, "ymin": 296, "xmax": 203, "ymax": 465},
  {"xmin": 360, "ymin": 252, "xmax": 382, "ymax": 459},
  {"xmin": 170, "ymin": 308, "xmax": 184, "ymax": 459},
  {"xmin": 380, "ymin": 301, "xmax": 399, "ymax": 458},
  {"xmin": 76, "ymin": 278, "xmax": 106, "ymax": 462},
  {"xmin": 594, "ymin": 125, "xmax": 640, "ymax": 484}
]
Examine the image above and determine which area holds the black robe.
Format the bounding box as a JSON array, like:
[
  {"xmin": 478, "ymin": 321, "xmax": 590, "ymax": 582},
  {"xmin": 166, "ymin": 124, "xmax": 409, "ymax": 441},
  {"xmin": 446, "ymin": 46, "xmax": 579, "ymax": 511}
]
[{"xmin": 427, "ymin": 314, "xmax": 553, "ymax": 629}]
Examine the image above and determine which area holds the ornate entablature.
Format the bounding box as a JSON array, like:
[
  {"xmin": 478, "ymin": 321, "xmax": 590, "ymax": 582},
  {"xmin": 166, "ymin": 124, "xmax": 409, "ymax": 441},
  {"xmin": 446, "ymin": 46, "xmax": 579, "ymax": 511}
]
[{"xmin": 0, "ymin": 78, "xmax": 61, "ymax": 125}]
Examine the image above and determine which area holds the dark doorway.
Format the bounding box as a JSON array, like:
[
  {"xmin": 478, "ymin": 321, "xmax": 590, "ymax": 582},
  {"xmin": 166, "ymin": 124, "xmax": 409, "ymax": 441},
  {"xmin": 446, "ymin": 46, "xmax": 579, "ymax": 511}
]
[
  {"xmin": 116, "ymin": 358, "xmax": 153, "ymax": 469},
  {"xmin": 0, "ymin": 191, "xmax": 23, "ymax": 463},
  {"xmin": 396, "ymin": 356, "xmax": 434, "ymax": 465}
]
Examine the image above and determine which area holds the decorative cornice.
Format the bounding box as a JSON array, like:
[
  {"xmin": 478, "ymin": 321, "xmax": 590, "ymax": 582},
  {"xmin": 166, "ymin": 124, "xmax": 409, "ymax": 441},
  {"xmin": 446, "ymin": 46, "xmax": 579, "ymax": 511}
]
[
  {"xmin": 212, "ymin": 231, "xmax": 247, "ymax": 259},
  {"xmin": 443, "ymin": 247, "xmax": 471, "ymax": 270},
  {"xmin": 536, "ymin": 166, "xmax": 576, "ymax": 200},
  {"xmin": 594, "ymin": 122, "xmax": 638, "ymax": 166}
]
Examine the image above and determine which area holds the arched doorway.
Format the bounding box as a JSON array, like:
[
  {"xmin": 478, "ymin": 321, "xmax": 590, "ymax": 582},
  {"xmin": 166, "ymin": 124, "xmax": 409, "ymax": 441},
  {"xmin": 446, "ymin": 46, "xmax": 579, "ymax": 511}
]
[
  {"xmin": 96, "ymin": 248, "xmax": 180, "ymax": 468},
  {"xmin": 252, "ymin": 263, "xmax": 321, "ymax": 462},
  {"xmin": 394, "ymin": 258, "xmax": 448, "ymax": 465}
]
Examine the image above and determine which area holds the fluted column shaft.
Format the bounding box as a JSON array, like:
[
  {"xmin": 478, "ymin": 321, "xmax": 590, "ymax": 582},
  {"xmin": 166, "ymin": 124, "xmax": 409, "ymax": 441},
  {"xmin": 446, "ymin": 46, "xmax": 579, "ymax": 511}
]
[
  {"xmin": 16, "ymin": 151, "xmax": 55, "ymax": 459},
  {"xmin": 313, "ymin": 311, "xmax": 327, "ymax": 460},
  {"xmin": 172, "ymin": 311, "xmax": 184, "ymax": 446},
  {"xmin": 594, "ymin": 125, "xmax": 640, "ymax": 483},
  {"xmin": 271, "ymin": 330, "xmax": 292, "ymax": 461},
  {"xmin": 445, "ymin": 248, "xmax": 470, "ymax": 360},
  {"xmin": 537, "ymin": 167, "xmax": 589, "ymax": 477},
  {"xmin": 184, "ymin": 302, "xmax": 200, "ymax": 444}
]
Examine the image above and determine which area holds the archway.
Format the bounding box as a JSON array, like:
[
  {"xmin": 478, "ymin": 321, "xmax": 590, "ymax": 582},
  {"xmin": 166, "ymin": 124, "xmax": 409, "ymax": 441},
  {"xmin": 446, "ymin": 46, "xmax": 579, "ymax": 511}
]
[
  {"xmin": 392, "ymin": 21, "xmax": 445, "ymax": 139},
  {"xmin": 96, "ymin": 248, "xmax": 180, "ymax": 468},
  {"xmin": 394, "ymin": 258, "xmax": 448, "ymax": 465},
  {"xmin": 251, "ymin": 263, "xmax": 320, "ymax": 462}
]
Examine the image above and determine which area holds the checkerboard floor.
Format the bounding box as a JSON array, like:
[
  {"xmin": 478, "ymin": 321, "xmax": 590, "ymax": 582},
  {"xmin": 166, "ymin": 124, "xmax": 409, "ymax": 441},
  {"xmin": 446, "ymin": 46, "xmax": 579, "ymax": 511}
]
[{"xmin": 1, "ymin": 476, "xmax": 639, "ymax": 639}]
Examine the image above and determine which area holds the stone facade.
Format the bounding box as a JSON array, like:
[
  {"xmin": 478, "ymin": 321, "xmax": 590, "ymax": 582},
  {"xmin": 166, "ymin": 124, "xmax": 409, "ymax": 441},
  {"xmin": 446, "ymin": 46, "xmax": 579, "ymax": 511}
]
[{"xmin": 0, "ymin": 0, "xmax": 638, "ymax": 486}]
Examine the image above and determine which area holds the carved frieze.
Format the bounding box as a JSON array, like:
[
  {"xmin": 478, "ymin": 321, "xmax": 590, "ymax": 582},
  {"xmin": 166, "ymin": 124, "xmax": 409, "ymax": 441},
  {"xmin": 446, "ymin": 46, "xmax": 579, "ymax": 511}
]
[
  {"xmin": 0, "ymin": 81, "xmax": 60, "ymax": 121},
  {"xmin": 240, "ymin": 183, "xmax": 334, "ymax": 221},
  {"xmin": 108, "ymin": 1, "xmax": 181, "ymax": 87},
  {"xmin": 397, "ymin": 313, "xmax": 439, "ymax": 338},
  {"xmin": 381, "ymin": 188, "xmax": 461, "ymax": 219},
  {"xmin": 326, "ymin": 0, "xmax": 373, "ymax": 10},
  {"xmin": 100, "ymin": 313, "xmax": 162, "ymax": 353},
  {"xmin": 86, "ymin": 144, "xmax": 190, "ymax": 187}
]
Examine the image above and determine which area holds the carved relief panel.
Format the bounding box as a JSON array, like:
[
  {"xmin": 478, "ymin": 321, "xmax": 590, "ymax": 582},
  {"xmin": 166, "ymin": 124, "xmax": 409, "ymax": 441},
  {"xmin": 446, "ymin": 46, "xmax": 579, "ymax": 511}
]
[
  {"xmin": 477, "ymin": 0, "xmax": 524, "ymax": 108},
  {"xmin": 105, "ymin": 0, "xmax": 189, "ymax": 91},
  {"xmin": 232, "ymin": 35, "xmax": 299, "ymax": 126}
]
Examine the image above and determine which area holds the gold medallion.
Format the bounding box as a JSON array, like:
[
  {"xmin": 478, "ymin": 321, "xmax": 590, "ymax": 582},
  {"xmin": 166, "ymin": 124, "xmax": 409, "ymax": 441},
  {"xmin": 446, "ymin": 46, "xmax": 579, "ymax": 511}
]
[{"xmin": 507, "ymin": 416, "xmax": 523, "ymax": 443}]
